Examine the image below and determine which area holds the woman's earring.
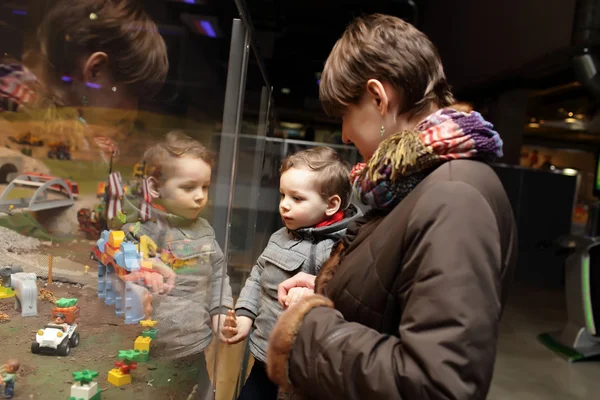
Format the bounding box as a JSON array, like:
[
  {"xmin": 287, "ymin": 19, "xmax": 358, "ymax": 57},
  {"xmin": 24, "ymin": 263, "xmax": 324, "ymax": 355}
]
[
  {"xmin": 380, "ymin": 125, "xmax": 385, "ymax": 137},
  {"xmin": 82, "ymin": 95, "xmax": 89, "ymax": 106}
]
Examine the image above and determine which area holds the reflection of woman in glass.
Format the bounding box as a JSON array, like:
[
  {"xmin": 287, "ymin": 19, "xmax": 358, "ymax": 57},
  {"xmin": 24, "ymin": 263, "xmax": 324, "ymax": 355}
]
[
  {"xmin": 267, "ymin": 14, "xmax": 517, "ymax": 400},
  {"xmin": 24, "ymin": 0, "xmax": 168, "ymax": 150}
]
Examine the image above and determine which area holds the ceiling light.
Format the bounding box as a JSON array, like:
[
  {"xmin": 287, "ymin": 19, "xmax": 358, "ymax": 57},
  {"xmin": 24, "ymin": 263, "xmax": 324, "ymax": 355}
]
[
  {"xmin": 281, "ymin": 88, "xmax": 291, "ymax": 94},
  {"xmin": 565, "ymin": 118, "xmax": 578, "ymax": 123},
  {"xmin": 562, "ymin": 168, "xmax": 578, "ymax": 176}
]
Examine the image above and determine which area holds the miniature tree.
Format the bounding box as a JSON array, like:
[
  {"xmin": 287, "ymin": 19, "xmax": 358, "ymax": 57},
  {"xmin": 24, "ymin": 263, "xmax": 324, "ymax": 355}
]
[
  {"xmin": 72, "ymin": 370, "xmax": 98, "ymax": 385},
  {"xmin": 56, "ymin": 298, "xmax": 78, "ymax": 308},
  {"xmin": 69, "ymin": 369, "xmax": 100, "ymax": 400}
]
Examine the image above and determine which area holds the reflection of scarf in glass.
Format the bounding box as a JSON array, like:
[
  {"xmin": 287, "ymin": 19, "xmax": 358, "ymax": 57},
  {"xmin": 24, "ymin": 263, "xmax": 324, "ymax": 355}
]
[{"xmin": 351, "ymin": 108, "xmax": 503, "ymax": 210}]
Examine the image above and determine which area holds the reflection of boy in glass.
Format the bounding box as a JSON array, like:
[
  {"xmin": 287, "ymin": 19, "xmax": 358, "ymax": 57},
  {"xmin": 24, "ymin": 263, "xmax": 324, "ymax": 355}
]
[{"xmin": 122, "ymin": 132, "xmax": 233, "ymax": 365}]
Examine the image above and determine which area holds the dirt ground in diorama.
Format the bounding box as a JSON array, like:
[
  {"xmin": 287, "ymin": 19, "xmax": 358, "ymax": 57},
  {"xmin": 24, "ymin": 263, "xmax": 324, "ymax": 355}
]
[{"xmin": 0, "ymin": 280, "xmax": 251, "ymax": 400}]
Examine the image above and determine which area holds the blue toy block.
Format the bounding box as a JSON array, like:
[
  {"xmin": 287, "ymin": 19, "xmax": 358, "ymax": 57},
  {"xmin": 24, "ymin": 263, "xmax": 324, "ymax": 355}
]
[
  {"xmin": 115, "ymin": 242, "xmax": 141, "ymax": 273},
  {"xmin": 96, "ymin": 230, "xmax": 147, "ymax": 325},
  {"xmin": 123, "ymin": 281, "xmax": 144, "ymax": 325},
  {"xmin": 97, "ymin": 262, "xmax": 106, "ymax": 300}
]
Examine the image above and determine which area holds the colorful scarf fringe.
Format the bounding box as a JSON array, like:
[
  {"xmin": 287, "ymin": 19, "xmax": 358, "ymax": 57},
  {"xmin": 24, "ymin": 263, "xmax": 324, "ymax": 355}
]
[{"xmin": 351, "ymin": 108, "xmax": 503, "ymax": 210}]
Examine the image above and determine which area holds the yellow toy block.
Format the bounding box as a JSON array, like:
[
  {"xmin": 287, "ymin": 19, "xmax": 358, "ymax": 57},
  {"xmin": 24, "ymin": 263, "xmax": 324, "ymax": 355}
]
[
  {"xmin": 140, "ymin": 319, "xmax": 158, "ymax": 327},
  {"xmin": 0, "ymin": 287, "xmax": 14, "ymax": 299},
  {"xmin": 134, "ymin": 336, "xmax": 152, "ymax": 352},
  {"xmin": 107, "ymin": 368, "xmax": 132, "ymax": 387},
  {"xmin": 108, "ymin": 231, "xmax": 125, "ymax": 248}
]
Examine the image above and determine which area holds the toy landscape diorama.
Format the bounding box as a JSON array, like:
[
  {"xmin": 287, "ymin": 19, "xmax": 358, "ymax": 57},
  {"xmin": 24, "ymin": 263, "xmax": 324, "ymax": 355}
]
[{"xmin": 0, "ymin": 114, "xmax": 221, "ymax": 399}]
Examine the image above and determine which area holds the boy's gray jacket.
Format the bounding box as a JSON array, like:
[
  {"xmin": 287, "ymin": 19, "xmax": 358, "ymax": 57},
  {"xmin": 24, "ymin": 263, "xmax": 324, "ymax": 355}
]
[
  {"xmin": 235, "ymin": 204, "xmax": 362, "ymax": 363},
  {"xmin": 124, "ymin": 210, "xmax": 233, "ymax": 360}
]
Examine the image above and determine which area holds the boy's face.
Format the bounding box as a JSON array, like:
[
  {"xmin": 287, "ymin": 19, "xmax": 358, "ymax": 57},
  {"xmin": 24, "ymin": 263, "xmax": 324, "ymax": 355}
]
[
  {"xmin": 279, "ymin": 167, "xmax": 334, "ymax": 230},
  {"xmin": 54, "ymin": 316, "xmax": 65, "ymax": 324},
  {"xmin": 154, "ymin": 157, "xmax": 211, "ymax": 220}
]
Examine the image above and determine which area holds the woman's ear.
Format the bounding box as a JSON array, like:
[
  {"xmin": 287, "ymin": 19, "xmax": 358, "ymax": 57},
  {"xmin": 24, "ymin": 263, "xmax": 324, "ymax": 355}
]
[
  {"xmin": 82, "ymin": 52, "xmax": 112, "ymax": 88},
  {"xmin": 366, "ymin": 79, "xmax": 388, "ymax": 117},
  {"xmin": 325, "ymin": 195, "xmax": 342, "ymax": 216},
  {"xmin": 147, "ymin": 176, "xmax": 161, "ymax": 200}
]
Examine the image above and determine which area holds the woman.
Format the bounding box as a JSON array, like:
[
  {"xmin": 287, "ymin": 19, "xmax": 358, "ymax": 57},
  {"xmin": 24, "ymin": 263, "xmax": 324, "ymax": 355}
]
[{"xmin": 267, "ymin": 14, "xmax": 517, "ymax": 400}]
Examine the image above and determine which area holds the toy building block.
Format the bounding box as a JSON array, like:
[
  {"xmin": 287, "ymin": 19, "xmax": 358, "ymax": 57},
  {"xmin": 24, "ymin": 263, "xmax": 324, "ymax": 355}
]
[
  {"xmin": 69, "ymin": 370, "xmax": 101, "ymax": 400},
  {"xmin": 0, "ymin": 286, "xmax": 14, "ymax": 299},
  {"xmin": 118, "ymin": 349, "xmax": 148, "ymax": 363},
  {"xmin": 10, "ymin": 272, "xmax": 38, "ymax": 317},
  {"xmin": 134, "ymin": 336, "xmax": 152, "ymax": 352},
  {"xmin": 142, "ymin": 328, "xmax": 158, "ymax": 339},
  {"xmin": 107, "ymin": 368, "xmax": 131, "ymax": 387},
  {"xmin": 96, "ymin": 230, "xmax": 153, "ymax": 325},
  {"xmin": 139, "ymin": 319, "xmax": 157, "ymax": 328}
]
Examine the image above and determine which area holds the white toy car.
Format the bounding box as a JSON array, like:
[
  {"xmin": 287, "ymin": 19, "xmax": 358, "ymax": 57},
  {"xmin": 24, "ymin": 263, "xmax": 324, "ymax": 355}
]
[{"xmin": 31, "ymin": 323, "xmax": 80, "ymax": 356}]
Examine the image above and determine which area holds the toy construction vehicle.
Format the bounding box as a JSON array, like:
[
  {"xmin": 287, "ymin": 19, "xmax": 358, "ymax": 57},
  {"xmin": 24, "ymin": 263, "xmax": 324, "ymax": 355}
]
[
  {"xmin": 32, "ymin": 299, "xmax": 80, "ymax": 356},
  {"xmin": 8, "ymin": 132, "xmax": 43, "ymax": 146},
  {"xmin": 47, "ymin": 141, "xmax": 71, "ymax": 160}
]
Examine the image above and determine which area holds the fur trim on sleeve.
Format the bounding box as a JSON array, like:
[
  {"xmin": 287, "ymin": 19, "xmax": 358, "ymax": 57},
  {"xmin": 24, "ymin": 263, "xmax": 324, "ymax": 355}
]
[{"xmin": 267, "ymin": 294, "xmax": 334, "ymax": 390}]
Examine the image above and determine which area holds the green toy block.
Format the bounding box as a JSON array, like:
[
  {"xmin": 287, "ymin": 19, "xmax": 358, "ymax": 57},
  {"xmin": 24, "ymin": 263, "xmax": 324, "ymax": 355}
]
[
  {"xmin": 72, "ymin": 370, "xmax": 99, "ymax": 385},
  {"xmin": 142, "ymin": 328, "xmax": 158, "ymax": 339},
  {"xmin": 57, "ymin": 298, "xmax": 78, "ymax": 308},
  {"xmin": 118, "ymin": 349, "xmax": 149, "ymax": 362}
]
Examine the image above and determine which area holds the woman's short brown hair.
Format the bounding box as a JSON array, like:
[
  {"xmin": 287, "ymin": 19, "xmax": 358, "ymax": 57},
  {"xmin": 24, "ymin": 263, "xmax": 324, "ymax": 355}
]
[
  {"xmin": 144, "ymin": 131, "xmax": 214, "ymax": 180},
  {"xmin": 38, "ymin": 0, "xmax": 169, "ymax": 98},
  {"xmin": 280, "ymin": 146, "xmax": 352, "ymax": 209},
  {"xmin": 320, "ymin": 14, "xmax": 454, "ymax": 118}
]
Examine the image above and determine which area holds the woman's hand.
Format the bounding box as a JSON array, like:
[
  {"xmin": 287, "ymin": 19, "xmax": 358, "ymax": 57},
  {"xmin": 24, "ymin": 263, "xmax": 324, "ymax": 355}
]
[
  {"xmin": 283, "ymin": 287, "xmax": 314, "ymax": 309},
  {"xmin": 278, "ymin": 272, "xmax": 316, "ymax": 307}
]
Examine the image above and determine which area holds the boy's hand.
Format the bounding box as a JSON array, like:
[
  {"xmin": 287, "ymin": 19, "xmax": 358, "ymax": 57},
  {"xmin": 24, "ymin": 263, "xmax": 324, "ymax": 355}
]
[
  {"xmin": 282, "ymin": 287, "xmax": 314, "ymax": 309},
  {"xmin": 224, "ymin": 315, "xmax": 253, "ymax": 345},
  {"xmin": 212, "ymin": 312, "xmax": 237, "ymax": 343},
  {"xmin": 121, "ymin": 258, "xmax": 176, "ymax": 294},
  {"xmin": 221, "ymin": 310, "xmax": 237, "ymax": 340}
]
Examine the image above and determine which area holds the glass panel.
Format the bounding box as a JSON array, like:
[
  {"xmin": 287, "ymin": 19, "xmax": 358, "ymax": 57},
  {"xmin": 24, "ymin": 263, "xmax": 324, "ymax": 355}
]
[
  {"xmin": 0, "ymin": 1, "xmax": 244, "ymax": 399},
  {"xmin": 218, "ymin": 10, "xmax": 360, "ymax": 396}
]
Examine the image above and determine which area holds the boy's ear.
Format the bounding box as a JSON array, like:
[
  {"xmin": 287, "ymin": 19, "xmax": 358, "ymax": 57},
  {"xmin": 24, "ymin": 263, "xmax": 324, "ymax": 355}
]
[
  {"xmin": 325, "ymin": 195, "xmax": 342, "ymax": 216},
  {"xmin": 147, "ymin": 177, "xmax": 161, "ymax": 199}
]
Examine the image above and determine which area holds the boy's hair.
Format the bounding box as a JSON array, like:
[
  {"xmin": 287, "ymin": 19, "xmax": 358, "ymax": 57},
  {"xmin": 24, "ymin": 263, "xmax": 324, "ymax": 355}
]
[
  {"xmin": 144, "ymin": 131, "xmax": 214, "ymax": 180},
  {"xmin": 38, "ymin": 0, "xmax": 169, "ymax": 98},
  {"xmin": 280, "ymin": 147, "xmax": 352, "ymax": 209},
  {"xmin": 319, "ymin": 14, "xmax": 454, "ymax": 119}
]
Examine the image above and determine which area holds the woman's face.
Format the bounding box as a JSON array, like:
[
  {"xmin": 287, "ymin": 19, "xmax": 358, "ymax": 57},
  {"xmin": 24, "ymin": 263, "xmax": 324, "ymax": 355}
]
[
  {"xmin": 340, "ymin": 80, "xmax": 402, "ymax": 161},
  {"xmin": 341, "ymin": 95, "xmax": 385, "ymax": 161}
]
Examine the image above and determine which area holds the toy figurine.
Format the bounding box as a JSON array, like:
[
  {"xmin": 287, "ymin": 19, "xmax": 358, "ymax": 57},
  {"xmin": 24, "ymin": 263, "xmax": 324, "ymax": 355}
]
[
  {"xmin": 0, "ymin": 359, "xmax": 20, "ymax": 399},
  {"xmin": 52, "ymin": 313, "xmax": 69, "ymax": 332}
]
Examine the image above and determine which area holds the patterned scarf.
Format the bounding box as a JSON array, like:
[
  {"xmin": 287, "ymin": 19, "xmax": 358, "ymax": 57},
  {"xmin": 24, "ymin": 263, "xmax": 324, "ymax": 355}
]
[{"xmin": 351, "ymin": 108, "xmax": 503, "ymax": 210}]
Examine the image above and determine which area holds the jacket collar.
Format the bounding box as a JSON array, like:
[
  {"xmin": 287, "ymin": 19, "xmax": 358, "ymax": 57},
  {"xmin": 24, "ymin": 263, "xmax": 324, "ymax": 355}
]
[{"xmin": 292, "ymin": 203, "xmax": 363, "ymax": 242}]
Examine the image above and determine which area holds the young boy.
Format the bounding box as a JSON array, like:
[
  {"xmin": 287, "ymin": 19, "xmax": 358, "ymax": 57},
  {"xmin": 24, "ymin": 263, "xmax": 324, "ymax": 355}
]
[
  {"xmin": 122, "ymin": 132, "xmax": 233, "ymax": 395},
  {"xmin": 223, "ymin": 147, "xmax": 361, "ymax": 400}
]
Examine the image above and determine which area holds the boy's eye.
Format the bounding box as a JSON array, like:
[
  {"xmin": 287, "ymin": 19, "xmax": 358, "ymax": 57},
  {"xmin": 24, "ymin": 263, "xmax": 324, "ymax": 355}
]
[{"xmin": 293, "ymin": 196, "xmax": 302, "ymax": 202}]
